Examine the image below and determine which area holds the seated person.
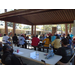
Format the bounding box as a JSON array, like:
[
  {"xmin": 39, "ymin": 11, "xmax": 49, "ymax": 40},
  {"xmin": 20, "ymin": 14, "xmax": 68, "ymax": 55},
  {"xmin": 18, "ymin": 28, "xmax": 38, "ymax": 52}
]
[
  {"xmin": 66, "ymin": 36, "xmax": 72, "ymax": 49},
  {"xmin": 31, "ymin": 35, "xmax": 40, "ymax": 50},
  {"xmin": 51, "ymin": 35, "xmax": 56, "ymax": 42},
  {"xmin": 40, "ymin": 34, "xmax": 46, "ymax": 41},
  {"xmin": 55, "ymin": 38, "xmax": 73, "ymax": 65},
  {"xmin": 0, "ymin": 42, "xmax": 2, "ymax": 58},
  {"xmin": 1, "ymin": 44, "xmax": 22, "ymax": 65},
  {"xmin": 42, "ymin": 36, "xmax": 51, "ymax": 47},
  {"xmin": 2, "ymin": 34, "xmax": 12, "ymax": 46},
  {"xmin": 0, "ymin": 42, "xmax": 2, "ymax": 51},
  {"xmin": 51, "ymin": 36, "xmax": 61, "ymax": 53},
  {"xmin": 18, "ymin": 35, "xmax": 27, "ymax": 48},
  {"xmin": 24, "ymin": 34, "xmax": 29, "ymax": 40},
  {"xmin": 39, "ymin": 34, "xmax": 43, "ymax": 41},
  {"xmin": 72, "ymin": 36, "xmax": 75, "ymax": 48},
  {"xmin": 61, "ymin": 34, "xmax": 65, "ymax": 40},
  {"xmin": 12, "ymin": 33, "xmax": 18, "ymax": 46}
]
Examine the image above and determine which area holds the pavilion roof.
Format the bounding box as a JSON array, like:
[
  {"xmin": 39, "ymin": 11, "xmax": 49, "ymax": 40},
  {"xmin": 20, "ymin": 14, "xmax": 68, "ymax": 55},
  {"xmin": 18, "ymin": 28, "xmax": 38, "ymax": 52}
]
[{"xmin": 0, "ymin": 9, "xmax": 75, "ymax": 25}]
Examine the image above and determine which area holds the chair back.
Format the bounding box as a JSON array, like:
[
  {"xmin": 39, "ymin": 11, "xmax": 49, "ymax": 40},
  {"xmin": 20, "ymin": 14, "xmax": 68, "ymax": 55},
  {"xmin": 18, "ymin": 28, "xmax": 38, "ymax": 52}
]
[{"xmin": 66, "ymin": 53, "xmax": 74, "ymax": 65}]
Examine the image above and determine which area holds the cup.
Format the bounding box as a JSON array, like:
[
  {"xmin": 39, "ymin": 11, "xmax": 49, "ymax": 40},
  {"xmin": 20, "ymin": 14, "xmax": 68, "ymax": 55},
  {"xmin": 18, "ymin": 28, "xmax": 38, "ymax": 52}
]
[{"xmin": 17, "ymin": 49, "xmax": 19, "ymax": 53}]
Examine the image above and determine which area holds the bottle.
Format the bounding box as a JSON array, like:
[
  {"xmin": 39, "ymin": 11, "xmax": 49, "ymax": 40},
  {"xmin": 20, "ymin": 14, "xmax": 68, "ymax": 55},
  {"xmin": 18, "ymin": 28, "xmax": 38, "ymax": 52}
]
[{"xmin": 36, "ymin": 51, "xmax": 39, "ymax": 60}]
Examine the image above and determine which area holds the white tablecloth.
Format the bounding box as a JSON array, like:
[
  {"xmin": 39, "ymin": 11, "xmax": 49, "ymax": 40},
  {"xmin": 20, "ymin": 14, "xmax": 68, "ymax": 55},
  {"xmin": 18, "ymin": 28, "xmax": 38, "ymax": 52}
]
[{"xmin": 13, "ymin": 47, "xmax": 62, "ymax": 65}]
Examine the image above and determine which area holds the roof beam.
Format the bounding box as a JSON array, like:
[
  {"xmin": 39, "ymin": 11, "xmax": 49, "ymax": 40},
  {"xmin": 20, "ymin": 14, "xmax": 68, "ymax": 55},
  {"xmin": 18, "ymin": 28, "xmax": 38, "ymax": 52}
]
[
  {"xmin": 0, "ymin": 15, "xmax": 34, "ymax": 25},
  {"xmin": 0, "ymin": 9, "xmax": 62, "ymax": 18}
]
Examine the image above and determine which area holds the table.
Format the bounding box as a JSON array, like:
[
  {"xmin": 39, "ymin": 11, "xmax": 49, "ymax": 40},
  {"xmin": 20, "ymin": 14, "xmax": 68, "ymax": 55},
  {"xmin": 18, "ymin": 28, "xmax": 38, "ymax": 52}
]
[{"xmin": 13, "ymin": 47, "xmax": 62, "ymax": 65}]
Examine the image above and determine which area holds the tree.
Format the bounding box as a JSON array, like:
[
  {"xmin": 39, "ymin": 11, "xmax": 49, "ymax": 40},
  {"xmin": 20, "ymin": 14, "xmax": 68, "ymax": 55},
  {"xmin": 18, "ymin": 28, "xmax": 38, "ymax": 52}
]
[
  {"xmin": 7, "ymin": 22, "xmax": 13, "ymax": 27},
  {"xmin": 43, "ymin": 24, "xmax": 57, "ymax": 31},
  {"xmin": 19, "ymin": 24, "xmax": 22, "ymax": 29},
  {"xmin": 23, "ymin": 26, "xmax": 30, "ymax": 29}
]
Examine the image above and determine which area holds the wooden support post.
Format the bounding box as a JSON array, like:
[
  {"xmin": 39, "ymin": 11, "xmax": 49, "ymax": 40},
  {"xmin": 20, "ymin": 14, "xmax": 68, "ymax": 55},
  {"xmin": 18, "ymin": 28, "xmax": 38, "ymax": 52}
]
[
  {"xmin": 34, "ymin": 25, "xmax": 36, "ymax": 36},
  {"xmin": 13, "ymin": 23, "xmax": 15, "ymax": 36},
  {"xmin": 52, "ymin": 27, "xmax": 57, "ymax": 36},
  {"xmin": 31, "ymin": 25, "xmax": 33, "ymax": 36},
  {"xmin": 5, "ymin": 9, "xmax": 8, "ymax": 35},
  {"xmin": 33, "ymin": 25, "xmax": 36, "ymax": 36},
  {"xmin": 65, "ymin": 24, "xmax": 68, "ymax": 36},
  {"xmin": 69, "ymin": 24, "xmax": 71, "ymax": 33}
]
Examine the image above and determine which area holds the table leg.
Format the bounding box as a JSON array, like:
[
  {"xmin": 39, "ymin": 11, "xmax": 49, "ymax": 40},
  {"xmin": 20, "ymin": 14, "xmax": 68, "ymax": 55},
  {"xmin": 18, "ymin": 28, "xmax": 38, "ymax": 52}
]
[{"xmin": 43, "ymin": 48, "xmax": 44, "ymax": 52}]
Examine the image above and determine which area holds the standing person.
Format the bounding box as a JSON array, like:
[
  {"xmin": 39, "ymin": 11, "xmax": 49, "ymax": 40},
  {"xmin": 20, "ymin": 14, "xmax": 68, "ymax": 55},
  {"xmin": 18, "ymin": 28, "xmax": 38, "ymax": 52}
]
[
  {"xmin": 55, "ymin": 38, "xmax": 73, "ymax": 65},
  {"xmin": 12, "ymin": 33, "xmax": 18, "ymax": 46},
  {"xmin": 31, "ymin": 35, "xmax": 40, "ymax": 50},
  {"xmin": 51, "ymin": 36, "xmax": 61, "ymax": 53}
]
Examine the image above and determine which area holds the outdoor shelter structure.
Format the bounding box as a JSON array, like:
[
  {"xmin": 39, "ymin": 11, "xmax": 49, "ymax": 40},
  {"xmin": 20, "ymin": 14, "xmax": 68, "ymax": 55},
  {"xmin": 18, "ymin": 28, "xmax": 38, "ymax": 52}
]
[{"xmin": 0, "ymin": 9, "xmax": 75, "ymax": 36}]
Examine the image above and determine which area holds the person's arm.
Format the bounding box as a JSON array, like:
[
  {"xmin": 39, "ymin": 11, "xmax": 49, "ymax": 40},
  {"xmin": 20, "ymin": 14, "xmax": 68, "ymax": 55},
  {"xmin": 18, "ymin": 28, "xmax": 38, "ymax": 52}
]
[
  {"xmin": 5, "ymin": 56, "xmax": 11, "ymax": 65},
  {"xmin": 42, "ymin": 39, "xmax": 46, "ymax": 43},
  {"xmin": 55, "ymin": 48, "xmax": 61, "ymax": 55},
  {"xmin": 51, "ymin": 40, "xmax": 55, "ymax": 46}
]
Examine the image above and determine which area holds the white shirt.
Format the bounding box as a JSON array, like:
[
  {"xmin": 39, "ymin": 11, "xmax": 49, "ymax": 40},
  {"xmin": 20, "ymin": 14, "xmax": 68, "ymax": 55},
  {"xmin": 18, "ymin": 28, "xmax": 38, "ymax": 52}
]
[
  {"xmin": 2, "ymin": 36, "xmax": 9, "ymax": 43},
  {"xmin": 18, "ymin": 36, "xmax": 25, "ymax": 45}
]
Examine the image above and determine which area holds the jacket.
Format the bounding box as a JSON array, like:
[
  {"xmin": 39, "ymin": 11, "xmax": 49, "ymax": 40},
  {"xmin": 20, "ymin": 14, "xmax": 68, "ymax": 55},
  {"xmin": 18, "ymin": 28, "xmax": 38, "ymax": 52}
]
[
  {"xmin": 51, "ymin": 39, "xmax": 61, "ymax": 49},
  {"xmin": 1, "ymin": 51, "xmax": 21, "ymax": 65},
  {"xmin": 42, "ymin": 38, "xmax": 50, "ymax": 47}
]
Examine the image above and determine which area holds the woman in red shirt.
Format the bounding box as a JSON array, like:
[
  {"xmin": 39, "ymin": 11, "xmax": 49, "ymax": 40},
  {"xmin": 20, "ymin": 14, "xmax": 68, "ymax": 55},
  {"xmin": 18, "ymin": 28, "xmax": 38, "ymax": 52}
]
[{"xmin": 31, "ymin": 35, "xmax": 40, "ymax": 50}]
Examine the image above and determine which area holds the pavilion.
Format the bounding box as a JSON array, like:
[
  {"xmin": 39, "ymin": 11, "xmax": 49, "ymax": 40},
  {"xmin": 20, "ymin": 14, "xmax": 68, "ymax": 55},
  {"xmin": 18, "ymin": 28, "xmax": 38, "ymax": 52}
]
[
  {"xmin": 0, "ymin": 9, "xmax": 75, "ymax": 65},
  {"xmin": 0, "ymin": 9, "xmax": 75, "ymax": 36}
]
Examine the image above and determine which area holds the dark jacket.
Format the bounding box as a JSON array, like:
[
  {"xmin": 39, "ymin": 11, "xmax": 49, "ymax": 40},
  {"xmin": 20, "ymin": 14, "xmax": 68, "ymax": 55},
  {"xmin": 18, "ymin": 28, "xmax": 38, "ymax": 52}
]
[
  {"xmin": 12, "ymin": 36, "xmax": 18, "ymax": 43},
  {"xmin": 1, "ymin": 51, "xmax": 21, "ymax": 65},
  {"xmin": 55, "ymin": 47, "xmax": 72, "ymax": 63}
]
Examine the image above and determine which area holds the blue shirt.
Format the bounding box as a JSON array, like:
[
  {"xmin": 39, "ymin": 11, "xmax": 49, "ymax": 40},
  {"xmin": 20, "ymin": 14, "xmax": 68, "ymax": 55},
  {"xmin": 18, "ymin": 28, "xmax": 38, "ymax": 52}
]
[
  {"xmin": 41, "ymin": 36, "xmax": 46, "ymax": 40},
  {"xmin": 70, "ymin": 34, "xmax": 74, "ymax": 39},
  {"xmin": 51, "ymin": 36, "xmax": 56, "ymax": 42}
]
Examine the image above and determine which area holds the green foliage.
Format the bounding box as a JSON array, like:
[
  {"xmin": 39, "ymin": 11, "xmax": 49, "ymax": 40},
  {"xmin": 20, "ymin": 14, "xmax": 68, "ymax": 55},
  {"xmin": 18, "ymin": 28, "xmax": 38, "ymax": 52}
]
[
  {"xmin": 43, "ymin": 24, "xmax": 57, "ymax": 31},
  {"xmin": 23, "ymin": 26, "xmax": 30, "ymax": 29},
  {"xmin": 7, "ymin": 22, "xmax": 13, "ymax": 27}
]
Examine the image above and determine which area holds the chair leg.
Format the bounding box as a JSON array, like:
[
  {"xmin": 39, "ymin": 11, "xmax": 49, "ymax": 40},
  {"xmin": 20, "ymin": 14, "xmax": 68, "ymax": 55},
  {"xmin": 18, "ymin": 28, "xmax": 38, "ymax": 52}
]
[
  {"xmin": 22, "ymin": 45, "xmax": 24, "ymax": 48},
  {"xmin": 34, "ymin": 47, "xmax": 36, "ymax": 50},
  {"xmin": 47, "ymin": 48, "xmax": 48, "ymax": 53},
  {"xmin": 38, "ymin": 48, "xmax": 41, "ymax": 51},
  {"xmin": 43, "ymin": 48, "xmax": 44, "ymax": 52}
]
